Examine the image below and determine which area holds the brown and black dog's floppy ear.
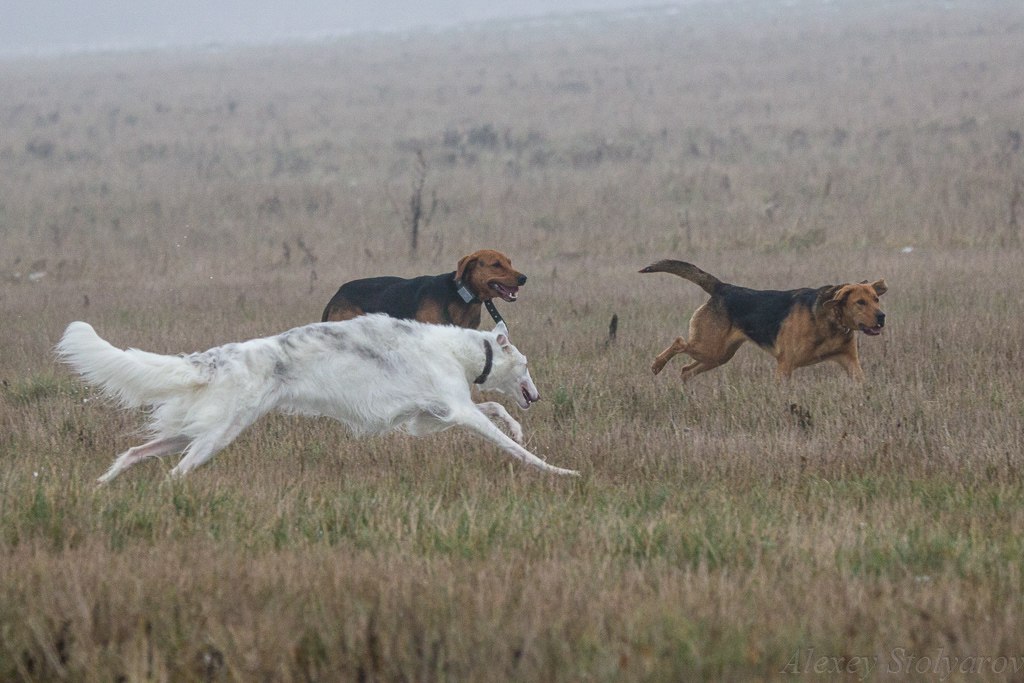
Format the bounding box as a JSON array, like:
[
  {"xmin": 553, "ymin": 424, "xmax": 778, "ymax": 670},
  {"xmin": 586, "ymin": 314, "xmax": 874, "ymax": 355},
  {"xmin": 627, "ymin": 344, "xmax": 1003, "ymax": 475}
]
[
  {"xmin": 857, "ymin": 279, "xmax": 887, "ymax": 296},
  {"xmin": 455, "ymin": 254, "xmax": 478, "ymax": 282},
  {"xmin": 815, "ymin": 284, "xmax": 843, "ymax": 313}
]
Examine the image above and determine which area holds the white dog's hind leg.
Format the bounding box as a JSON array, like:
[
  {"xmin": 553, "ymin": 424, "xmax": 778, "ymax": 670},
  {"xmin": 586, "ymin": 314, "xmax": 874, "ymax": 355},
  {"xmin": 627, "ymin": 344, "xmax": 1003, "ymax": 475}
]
[
  {"xmin": 97, "ymin": 435, "xmax": 190, "ymax": 484},
  {"xmin": 167, "ymin": 419, "xmax": 251, "ymax": 478},
  {"xmin": 475, "ymin": 401, "xmax": 523, "ymax": 443},
  {"xmin": 451, "ymin": 407, "xmax": 578, "ymax": 476}
]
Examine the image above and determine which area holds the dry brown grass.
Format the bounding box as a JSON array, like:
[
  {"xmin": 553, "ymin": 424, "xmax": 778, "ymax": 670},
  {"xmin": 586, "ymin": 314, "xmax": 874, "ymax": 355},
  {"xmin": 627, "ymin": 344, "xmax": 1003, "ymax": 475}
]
[{"xmin": 3, "ymin": 1, "xmax": 1024, "ymax": 680}]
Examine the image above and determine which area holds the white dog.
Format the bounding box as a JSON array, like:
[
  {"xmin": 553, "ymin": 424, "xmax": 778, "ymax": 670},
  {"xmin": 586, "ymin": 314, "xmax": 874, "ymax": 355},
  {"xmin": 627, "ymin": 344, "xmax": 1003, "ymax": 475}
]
[{"xmin": 56, "ymin": 315, "xmax": 577, "ymax": 482}]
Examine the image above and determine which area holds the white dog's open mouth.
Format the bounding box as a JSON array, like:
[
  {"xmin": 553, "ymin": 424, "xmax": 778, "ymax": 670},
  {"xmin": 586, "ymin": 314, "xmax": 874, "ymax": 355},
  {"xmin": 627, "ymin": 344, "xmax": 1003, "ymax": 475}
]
[
  {"xmin": 860, "ymin": 324, "xmax": 883, "ymax": 336},
  {"xmin": 490, "ymin": 282, "xmax": 519, "ymax": 302},
  {"xmin": 520, "ymin": 385, "xmax": 539, "ymax": 408}
]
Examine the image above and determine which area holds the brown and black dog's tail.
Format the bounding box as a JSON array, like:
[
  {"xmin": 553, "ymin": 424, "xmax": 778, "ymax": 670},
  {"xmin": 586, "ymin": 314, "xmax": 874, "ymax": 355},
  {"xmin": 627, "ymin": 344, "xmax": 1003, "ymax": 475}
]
[{"xmin": 639, "ymin": 260, "xmax": 722, "ymax": 295}]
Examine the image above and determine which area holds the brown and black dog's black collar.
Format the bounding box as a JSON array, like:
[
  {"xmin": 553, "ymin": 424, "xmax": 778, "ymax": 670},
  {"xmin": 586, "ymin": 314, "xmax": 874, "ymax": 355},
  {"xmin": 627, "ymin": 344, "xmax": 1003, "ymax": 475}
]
[
  {"xmin": 453, "ymin": 277, "xmax": 506, "ymax": 325},
  {"xmin": 483, "ymin": 300, "xmax": 505, "ymax": 325},
  {"xmin": 454, "ymin": 278, "xmax": 478, "ymax": 304},
  {"xmin": 473, "ymin": 340, "xmax": 494, "ymax": 384}
]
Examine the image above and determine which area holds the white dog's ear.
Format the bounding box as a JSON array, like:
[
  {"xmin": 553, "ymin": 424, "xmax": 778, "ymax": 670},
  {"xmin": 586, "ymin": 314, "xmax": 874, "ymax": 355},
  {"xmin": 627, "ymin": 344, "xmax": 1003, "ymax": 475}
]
[{"xmin": 493, "ymin": 322, "xmax": 510, "ymax": 349}]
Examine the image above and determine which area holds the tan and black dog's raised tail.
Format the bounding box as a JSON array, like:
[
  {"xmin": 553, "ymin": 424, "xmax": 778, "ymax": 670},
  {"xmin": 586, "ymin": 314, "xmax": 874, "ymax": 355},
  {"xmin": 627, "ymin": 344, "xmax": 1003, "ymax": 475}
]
[
  {"xmin": 640, "ymin": 259, "xmax": 887, "ymax": 382},
  {"xmin": 639, "ymin": 259, "xmax": 722, "ymax": 294}
]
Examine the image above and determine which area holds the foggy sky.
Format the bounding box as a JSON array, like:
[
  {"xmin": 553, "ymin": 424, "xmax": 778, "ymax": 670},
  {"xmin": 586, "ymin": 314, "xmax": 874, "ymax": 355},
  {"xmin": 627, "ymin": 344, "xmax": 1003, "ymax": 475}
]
[{"xmin": 2, "ymin": 0, "xmax": 668, "ymax": 57}]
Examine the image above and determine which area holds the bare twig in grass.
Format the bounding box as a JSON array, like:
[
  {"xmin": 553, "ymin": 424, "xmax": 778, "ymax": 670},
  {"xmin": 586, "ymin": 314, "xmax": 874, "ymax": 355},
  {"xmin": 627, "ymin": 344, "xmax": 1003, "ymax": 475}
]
[
  {"xmin": 787, "ymin": 402, "xmax": 813, "ymax": 431},
  {"xmin": 295, "ymin": 237, "xmax": 317, "ymax": 265},
  {"xmin": 605, "ymin": 313, "xmax": 618, "ymax": 347},
  {"xmin": 406, "ymin": 149, "xmax": 437, "ymax": 257},
  {"xmin": 679, "ymin": 210, "xmax": 693, "ymax": 251}
]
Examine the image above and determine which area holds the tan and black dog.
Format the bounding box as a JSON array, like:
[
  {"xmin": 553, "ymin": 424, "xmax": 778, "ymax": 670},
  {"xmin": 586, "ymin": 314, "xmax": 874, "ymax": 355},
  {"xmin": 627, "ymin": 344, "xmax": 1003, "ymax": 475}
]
[
  {"xmin": 640, "ymin": 259, "xmax": 887, "ymax": 381},
  {"xmin": 321, "ymin": 249, "xmax": 526, "ymax": 328}
]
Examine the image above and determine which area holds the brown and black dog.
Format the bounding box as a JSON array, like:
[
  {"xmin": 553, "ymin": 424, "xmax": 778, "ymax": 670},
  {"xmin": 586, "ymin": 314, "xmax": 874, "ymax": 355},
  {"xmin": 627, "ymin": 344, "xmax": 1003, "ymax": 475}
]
[
  {"xmin": 321, "ymin": 249, "xmax": 526, "ymax": 328},
  {"xmin": 640, "ymin": 259, "xmax": 887, "ymax": 381}
]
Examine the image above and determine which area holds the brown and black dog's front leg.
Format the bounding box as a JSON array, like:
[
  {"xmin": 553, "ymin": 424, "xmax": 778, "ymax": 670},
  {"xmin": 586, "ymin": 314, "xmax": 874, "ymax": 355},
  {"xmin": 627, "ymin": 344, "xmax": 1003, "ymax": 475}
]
[
  {"xmin": 774, "ymin": 341, "xmax": 865, "ymax": 381},
  {"xmin": 828, "ymin": 344, "xmax": 865, "ymax": 381}
]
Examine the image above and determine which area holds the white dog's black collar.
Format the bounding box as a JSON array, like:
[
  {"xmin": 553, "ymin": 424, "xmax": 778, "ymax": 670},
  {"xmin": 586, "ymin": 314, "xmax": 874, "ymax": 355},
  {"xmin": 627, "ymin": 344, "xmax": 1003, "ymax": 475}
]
[{"xmin": 474, "ymin": 341, "xmax": 493, "ymax": 384}]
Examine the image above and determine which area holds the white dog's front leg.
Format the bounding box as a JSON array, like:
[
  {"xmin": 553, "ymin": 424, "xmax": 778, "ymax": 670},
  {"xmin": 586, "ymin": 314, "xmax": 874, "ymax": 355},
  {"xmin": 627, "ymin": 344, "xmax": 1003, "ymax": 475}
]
[
  {"xmin": 475, "ymin": 401, "xmax": 523, "ymax": 443},
  {"xmin": 451, "ymin": 407, "xmax": 578, "ymax": 476}
]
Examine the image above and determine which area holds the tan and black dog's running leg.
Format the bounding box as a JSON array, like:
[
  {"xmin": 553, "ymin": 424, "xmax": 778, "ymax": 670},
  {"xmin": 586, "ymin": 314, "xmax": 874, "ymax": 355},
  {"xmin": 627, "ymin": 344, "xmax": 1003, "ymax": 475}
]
[
  {"xmin": 830, "ymin": 346, "xmax": 865, "ymax": 381},
  {"xmin": 677, "ymin": 339, "xmax": 743, "ymax": 382},
  {"xmin": 654, "ymin": 302, "xmax": 745, "ymax": 381},
  {"xmin": 651, "ymin": 336, "xmax": 688, "ymax": 375}
]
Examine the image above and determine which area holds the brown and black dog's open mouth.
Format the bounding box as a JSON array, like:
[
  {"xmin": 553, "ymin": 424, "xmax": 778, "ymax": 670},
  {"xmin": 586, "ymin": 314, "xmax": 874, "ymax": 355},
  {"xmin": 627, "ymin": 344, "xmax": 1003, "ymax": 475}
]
[
  {"xmin": 490, "ymin": 281, "xmax": 520, "ymax": 302},
  {"xmin": 860, "ymin": 324, "xmax": 884, "ymax": 336}
]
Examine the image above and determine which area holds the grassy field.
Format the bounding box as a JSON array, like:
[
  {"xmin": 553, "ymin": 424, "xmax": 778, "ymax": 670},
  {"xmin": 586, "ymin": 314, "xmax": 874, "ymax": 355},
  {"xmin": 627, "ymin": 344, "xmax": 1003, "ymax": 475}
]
[{"xmin": 3, "ymin": 1, "xmax": 1024, "ymax": 679}]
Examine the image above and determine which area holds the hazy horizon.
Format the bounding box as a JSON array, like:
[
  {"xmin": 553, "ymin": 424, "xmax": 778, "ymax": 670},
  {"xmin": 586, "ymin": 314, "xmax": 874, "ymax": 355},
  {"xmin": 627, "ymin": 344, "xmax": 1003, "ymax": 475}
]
[{"xmin": 2, "ymin": 0, "xmax": 696, "ymax": 57}]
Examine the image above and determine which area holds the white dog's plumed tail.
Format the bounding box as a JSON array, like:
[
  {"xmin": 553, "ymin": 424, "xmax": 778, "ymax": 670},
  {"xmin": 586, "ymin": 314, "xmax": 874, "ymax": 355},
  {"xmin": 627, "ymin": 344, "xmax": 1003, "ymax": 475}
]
[{"xmin": 56, "ymin": 321, "xmax": 207, "ymax": 408}]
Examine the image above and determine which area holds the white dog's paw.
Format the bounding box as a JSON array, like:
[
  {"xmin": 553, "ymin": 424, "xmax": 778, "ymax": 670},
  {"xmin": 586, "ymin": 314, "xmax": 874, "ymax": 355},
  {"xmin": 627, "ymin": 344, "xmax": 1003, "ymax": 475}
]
[{"xmin": 507, "ymin": 421, "xmax": 524, "ymax": 443}]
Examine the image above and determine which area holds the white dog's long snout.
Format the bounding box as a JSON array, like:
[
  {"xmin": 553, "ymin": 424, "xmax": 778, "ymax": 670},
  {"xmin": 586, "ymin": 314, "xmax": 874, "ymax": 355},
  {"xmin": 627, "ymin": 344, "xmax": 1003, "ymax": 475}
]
[{"xmin": 518, "ymin": 374, "xmax": 540, "ymax": 409}]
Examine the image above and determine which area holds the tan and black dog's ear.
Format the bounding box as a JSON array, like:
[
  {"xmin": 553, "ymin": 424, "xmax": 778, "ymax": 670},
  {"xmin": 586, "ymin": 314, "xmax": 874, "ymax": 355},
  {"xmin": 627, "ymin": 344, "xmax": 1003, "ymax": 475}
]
[
  {"xmin": 858, "ymin": 279, "xmax": 888, "ymax": 296},
  {"xmin": 815, "ymin": 284, "xmax": 843, "ymax": 312},
  {"xmin": 455, "ymin": 254, "xmax": 478, "ymax": 282}
]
